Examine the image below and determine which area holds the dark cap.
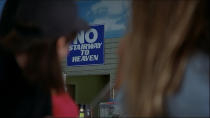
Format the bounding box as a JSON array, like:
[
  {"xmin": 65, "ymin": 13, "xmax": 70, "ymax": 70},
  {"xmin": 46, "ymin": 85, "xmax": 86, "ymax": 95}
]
[{"xmin": 0, "ymin": 0, "xmax": 89, "ymax": 38}]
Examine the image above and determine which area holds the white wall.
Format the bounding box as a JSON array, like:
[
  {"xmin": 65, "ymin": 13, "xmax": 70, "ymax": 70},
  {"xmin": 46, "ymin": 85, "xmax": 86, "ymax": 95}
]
[{"xmin": 62, "ymin": 38, "xmax": 121, "ymax": 87}]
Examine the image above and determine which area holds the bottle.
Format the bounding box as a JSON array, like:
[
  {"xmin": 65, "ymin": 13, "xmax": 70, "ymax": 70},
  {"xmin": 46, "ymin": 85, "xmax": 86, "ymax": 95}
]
[
  {"xmin": 79, "ymin": 105, "xmax": 85, "ymax": 118},
  {"xmin": 85, "ymin": 104, "xmax": 92, "ymax": 118}
]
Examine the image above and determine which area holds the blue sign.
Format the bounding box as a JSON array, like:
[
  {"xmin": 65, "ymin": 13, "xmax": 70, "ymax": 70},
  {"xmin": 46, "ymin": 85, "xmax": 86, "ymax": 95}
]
[{"xmin": 67, "ymin": 25, "xmax": 104, "ymax": 66}]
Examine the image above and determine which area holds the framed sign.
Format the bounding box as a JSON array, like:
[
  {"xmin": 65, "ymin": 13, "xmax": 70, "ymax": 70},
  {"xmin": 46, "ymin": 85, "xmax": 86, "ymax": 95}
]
[{"xmin": 67, "ymin": 25, "xmax": 104, "ymax": 66}]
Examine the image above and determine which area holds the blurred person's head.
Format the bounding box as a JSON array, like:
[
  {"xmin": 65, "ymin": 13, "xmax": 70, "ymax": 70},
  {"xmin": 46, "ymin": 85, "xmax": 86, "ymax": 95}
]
[
  {"xmin": 118, "ymin": 0, "xmax": 209, "ymax": 117},
  {"xmin": 0, "ymin": 0, "xmax": 88, "ymax": 93}
]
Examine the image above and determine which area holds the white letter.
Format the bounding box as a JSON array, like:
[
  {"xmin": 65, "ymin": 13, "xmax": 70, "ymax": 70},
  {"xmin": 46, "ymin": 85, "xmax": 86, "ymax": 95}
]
[
  {"xmin": 73, "ymin": 31, "xmax": 85, "ymax": 44},
  {"xmin": 85, "ymin": 29, "xmax": 98, "ymax": 43}
]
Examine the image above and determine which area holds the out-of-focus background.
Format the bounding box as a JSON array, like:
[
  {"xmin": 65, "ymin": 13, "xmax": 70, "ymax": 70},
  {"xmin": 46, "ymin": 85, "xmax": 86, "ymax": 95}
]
[{"xmin": 0, "ymin": 0, "xmax": 130, "ymax": 117}]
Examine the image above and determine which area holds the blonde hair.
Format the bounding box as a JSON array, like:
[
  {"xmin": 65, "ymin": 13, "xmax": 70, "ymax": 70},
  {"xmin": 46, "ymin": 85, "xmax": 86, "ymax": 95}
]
[{"xmin": 122, "ymin": 0, "xmax": 208, "ymax": 117}]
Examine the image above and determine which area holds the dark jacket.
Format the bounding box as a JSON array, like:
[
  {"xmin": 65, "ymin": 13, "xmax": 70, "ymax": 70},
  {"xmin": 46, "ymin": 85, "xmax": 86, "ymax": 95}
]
[{"xmin": 0, "ymin": 45, "xmax": 52, "ymax": 118}]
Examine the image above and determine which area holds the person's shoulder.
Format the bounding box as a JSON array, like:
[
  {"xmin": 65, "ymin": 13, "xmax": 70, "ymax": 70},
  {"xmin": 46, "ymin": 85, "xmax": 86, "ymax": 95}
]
[
  {"xmin": 167, "ymin": 51, "xmax": 209, "ymax": 117},
  {"xmin": 185, "ymin": 51, "xmax": 209, "ymax": 83},
  {"xmin": 51, "ymin": 92, "xmax": 78, "ymax": 117},
  {"xmin": 188, "ymin": 51, "xmax": 209, "ymax": 70}
]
